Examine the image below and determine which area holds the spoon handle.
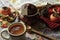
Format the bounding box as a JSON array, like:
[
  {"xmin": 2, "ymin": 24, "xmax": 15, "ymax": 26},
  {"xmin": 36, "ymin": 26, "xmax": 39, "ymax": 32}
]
[{"xmin": 31, "ymin": 28, "xmax": 57, "ymax": 40}]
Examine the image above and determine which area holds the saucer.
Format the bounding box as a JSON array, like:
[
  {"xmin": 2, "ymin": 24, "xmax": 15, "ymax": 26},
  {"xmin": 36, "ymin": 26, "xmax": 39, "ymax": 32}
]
[{"xmin": 0, "ymin": 32, "xmax": 43, "ymax": 40}]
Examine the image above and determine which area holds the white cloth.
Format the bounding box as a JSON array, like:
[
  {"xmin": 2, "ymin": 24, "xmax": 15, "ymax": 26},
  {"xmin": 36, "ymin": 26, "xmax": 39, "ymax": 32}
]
[{"xmin": 0, "ymin": 0, "xmax": 59, "ymax": 9}]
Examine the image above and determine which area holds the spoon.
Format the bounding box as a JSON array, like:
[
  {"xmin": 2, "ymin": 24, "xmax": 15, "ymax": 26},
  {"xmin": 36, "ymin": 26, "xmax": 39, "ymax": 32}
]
[{"xmin": 27, "ymin": 25, "xmax": 57, "ymax": 40}]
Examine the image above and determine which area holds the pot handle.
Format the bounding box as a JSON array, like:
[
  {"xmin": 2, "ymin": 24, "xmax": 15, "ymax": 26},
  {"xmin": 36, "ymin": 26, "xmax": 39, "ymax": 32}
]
[{"xmin": 1, "ymin": 28, "xmax": 10, "ymax": 40}]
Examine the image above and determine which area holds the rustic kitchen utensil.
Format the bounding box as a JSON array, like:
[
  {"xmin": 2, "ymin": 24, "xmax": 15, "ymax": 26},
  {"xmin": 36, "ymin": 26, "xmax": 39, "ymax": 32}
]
[
  {"xmin": 1, "ymin": 22, "xmax": 26, "ymax": 40},
  {"xmin": 27, "ymin": 26, "xmax": 57, "ymax": 40}
]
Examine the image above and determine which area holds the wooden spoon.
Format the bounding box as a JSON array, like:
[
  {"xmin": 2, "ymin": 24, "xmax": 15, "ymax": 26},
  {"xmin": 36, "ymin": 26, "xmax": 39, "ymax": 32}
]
[{"xmin": 27, "ymin": 25, "xmax": 57, "ymax": 40}]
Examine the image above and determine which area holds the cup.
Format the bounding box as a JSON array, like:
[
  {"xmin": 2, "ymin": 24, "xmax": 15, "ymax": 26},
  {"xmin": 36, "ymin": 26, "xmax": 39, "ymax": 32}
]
[
  {"xmin": 20, "ymin": 3, "xmax": 40, "ymax": 17},
  {"xmin": 1, "ymin": 21, "xmax": 26, "ymax": 40}
]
